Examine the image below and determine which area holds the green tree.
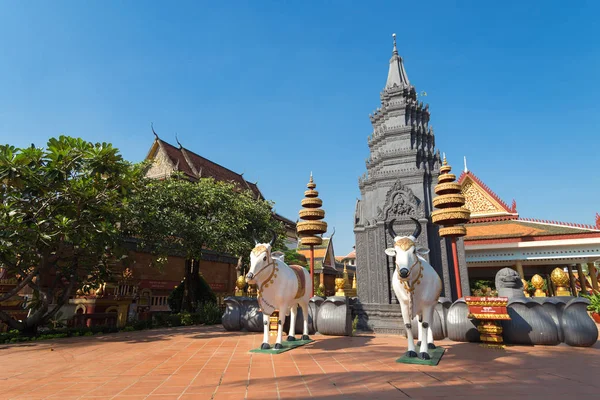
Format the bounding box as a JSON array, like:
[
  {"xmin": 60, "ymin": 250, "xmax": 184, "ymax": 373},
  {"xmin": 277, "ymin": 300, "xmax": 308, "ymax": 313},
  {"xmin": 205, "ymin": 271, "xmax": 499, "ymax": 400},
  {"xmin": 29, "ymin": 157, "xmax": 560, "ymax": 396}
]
[
  {"xmin": 282, "ymin": 249, "xmax": 307, "ymax": 268},
  {"xmin": 0, "ymin": 136, "xmax": 144, "ymax": 334},
  {"xmin": 126, "ymin": 174, "xmax": 285, "ymax": 313}
]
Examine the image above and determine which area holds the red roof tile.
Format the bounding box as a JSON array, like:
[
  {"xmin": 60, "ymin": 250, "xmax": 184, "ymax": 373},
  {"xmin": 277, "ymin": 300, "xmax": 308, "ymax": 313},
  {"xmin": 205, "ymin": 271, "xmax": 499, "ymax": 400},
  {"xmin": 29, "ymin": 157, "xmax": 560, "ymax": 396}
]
[{"xmin": 157, "ymin": 139, "xmax": 262, "ymax": 199}]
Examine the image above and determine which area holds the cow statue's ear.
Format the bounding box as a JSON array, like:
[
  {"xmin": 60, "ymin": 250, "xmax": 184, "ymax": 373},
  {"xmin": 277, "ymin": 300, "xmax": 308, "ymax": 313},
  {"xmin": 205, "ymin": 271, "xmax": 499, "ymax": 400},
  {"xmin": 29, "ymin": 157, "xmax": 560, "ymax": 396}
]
[
  {"xmin": 416, "ymin": 246, "xmax": 430, "ymax": 255},
  {"xmin": 271, "ymin": 251, "xmax": 285, "ymax": 262},
  {"xmin": 384, "ymin": 248, "xmax": 396, "ymax": 256}
]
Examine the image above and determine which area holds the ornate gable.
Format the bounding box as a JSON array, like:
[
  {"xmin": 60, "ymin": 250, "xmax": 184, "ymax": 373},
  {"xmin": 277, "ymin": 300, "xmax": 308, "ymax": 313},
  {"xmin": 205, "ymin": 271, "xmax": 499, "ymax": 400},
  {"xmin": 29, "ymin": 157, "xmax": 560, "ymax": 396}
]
[
  {"xmin": 145, "ymin": 140, "xmax": 177, "ymax": 179},
  {"xmin": 458, "ymin": 172, "xmax": 515, "ymax": 219},
  {"xmin": 377, "ymin": 179, "xmax": 425, "ymax": 222}
]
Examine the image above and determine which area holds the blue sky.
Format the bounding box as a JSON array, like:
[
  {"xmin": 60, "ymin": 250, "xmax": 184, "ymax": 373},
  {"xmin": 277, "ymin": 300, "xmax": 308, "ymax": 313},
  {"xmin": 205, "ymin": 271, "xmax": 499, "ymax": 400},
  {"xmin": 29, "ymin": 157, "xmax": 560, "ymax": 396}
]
[{"xmin": 1, "ymin": 1, "xmax": 599, "ymax": 255}]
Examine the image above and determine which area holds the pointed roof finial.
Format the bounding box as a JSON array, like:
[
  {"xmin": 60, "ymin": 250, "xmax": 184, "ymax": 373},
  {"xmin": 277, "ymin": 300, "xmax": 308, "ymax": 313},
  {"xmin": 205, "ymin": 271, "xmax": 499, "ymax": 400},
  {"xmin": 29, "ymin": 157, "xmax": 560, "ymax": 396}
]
[
  {"xmin": 151, "ymin": 122, "xmax": 159, "ymax": 139},
  {"xmin": 442, "ymin": 152, "xmax": 447, "ymax": 166},
  {"xmin": 175, "ymin": 133, "xmax": 182, "ymax": 148},
  {"xmin": 464, "ymin": 156, "xmax": 469, "ymax": 173},
  {"xmin": 385, "ymin": 33, "xmax": 409, "ymax": 89},
  {"xmin": 310, "ymin": 171, "xmax": 313, "ymax": 183}
]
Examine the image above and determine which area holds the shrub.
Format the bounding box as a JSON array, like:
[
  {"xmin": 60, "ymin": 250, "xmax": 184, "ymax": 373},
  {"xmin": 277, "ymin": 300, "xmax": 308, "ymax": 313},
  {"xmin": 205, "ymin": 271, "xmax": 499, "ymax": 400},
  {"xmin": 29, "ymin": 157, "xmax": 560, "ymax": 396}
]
[
  {"xmin": 168, "ymin": 275, "xmax": 216, "ymax": 314},
  {"xmin": 197, "ymin": 302, "xmax": 221, "ymax": 325},
  {"xmin": 133, "ymin": 320, "xmax": 152, "ymax": 330},
  {"xmin": 122, "ymin": 326, "xmax": 135, "ymax": 332}
]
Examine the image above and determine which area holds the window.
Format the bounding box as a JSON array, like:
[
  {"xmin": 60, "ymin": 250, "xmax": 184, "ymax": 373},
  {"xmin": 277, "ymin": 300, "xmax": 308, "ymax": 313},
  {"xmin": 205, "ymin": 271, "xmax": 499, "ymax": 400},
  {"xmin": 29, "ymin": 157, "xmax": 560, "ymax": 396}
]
[{"xmin": 151, "ymin": 296, "xmax": 168, "ymax": 307}]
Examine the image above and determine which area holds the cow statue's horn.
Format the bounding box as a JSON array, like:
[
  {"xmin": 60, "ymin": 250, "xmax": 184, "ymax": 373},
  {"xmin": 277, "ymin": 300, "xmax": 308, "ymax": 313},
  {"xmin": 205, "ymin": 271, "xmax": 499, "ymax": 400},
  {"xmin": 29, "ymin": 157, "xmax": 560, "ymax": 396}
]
[
  {"xmin": 269, "ymin": 230, "xmax": 277, "ymax": 247},
  {"xmin": 409, "ymin": 217, "xmax": 421, "ymax": 241},
  {"xmin": 387, "ymin": 219, "xmax": 397, "ymax": 239},
  {"xmin": 252, "ymin": 230, "xmax": 259, "ymax": 245}
]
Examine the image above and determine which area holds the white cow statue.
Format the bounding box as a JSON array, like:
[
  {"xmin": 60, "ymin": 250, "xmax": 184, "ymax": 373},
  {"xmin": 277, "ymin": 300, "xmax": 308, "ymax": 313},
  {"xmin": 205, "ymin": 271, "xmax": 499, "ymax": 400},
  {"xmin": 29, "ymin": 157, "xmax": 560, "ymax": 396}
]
[
  {"xmin": 385, "ymin": 217, "xmax": 442, "ymax": 360},
  {"xmin": 245, "ymin": 231, "xmax": 311, "ymax": 350}
]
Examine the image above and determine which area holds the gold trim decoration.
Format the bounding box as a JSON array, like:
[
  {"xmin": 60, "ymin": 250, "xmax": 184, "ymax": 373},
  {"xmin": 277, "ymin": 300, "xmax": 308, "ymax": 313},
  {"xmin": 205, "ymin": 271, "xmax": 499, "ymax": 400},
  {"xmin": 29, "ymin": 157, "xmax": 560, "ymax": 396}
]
[
  {"xmin": 439, "ymin": 226, "xmax": 466, "ymax": 237},
  {"xmin": 394, "ymin": 237, "xmax": 415, "ymax": 251},
  {"xmin": 251, "ymin": 245, "xmax": 269, "ymax": 256},
  {"xmin": 437, "ymin": 173, "xmax": 456, "ymax": 183},
  {"xmin": 297, "ymin": 221, "xmax": 328, "ymax": 234},
  {"xmin": 431, "ymin": 208, "xmax": 471, "ymax": 225},
  {"xmin": 298, "ymin": 209, "xmax": 326, "ymax": 219},
  {"xmin": 301, "ymin": 197, "xmax": 323, "ymax": 208},
  {"xmin": 434, "ymin": 182, "xmax": 462, "ymax": 195},
  {"xmin": 468, "ymin": 313, "xmax": 511, "ymax": 320},
  {"xmin": 300, "ymin": 236, "xmax": 322, "ymax": 246},
  {"xmin": 432, "ymin": 194, "xmax": 465, "ymax": 208}
]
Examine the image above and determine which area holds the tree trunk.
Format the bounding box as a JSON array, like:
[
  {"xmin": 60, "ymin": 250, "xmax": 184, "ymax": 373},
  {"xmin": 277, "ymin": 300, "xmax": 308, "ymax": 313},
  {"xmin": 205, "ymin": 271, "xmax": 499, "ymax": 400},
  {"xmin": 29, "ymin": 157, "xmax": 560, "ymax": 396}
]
[{"xmin": 181, "ymin": 258, "xmax": 201, "ymax": 313}]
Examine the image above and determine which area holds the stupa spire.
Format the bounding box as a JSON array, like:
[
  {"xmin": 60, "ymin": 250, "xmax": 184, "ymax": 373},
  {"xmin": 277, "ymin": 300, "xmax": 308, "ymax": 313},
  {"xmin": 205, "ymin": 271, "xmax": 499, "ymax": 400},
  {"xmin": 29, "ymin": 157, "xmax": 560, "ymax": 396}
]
[{"xmin": 386, "ymin": 33, "xmax": 410, "ymax": 89}]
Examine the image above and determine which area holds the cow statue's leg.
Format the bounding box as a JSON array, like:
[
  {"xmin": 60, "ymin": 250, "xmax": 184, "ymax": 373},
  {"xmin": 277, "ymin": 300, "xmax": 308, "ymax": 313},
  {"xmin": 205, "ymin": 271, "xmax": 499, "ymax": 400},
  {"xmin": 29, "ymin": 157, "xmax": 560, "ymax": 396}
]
[
  {"xmin": 418, "ymin": 306, "xmax": 434, "ymax": 359},
  {"xmin": 416, "ymin": 317, "xmax": 423, "ymax": 348},
  {"xmin": 274, "ymin": 304, "xmax": 286, "ymax": 350},
  {"xmin": 425, "ymin": 305, "xmax": 436, "ymax": 350},
  {"xmin": 300, "ymin": 301, "xmax": 310, "ymax": 340},
  {"xmin": 287, "ymin": 305, "xmax": 297, "ymax": 341},
  {"xmin": 400, "ymin": 301, "xmax": 417, "ymax": 357},
  {"xmin": 261, "ymin": 313, "xmax": 270, "ymax": 350}
]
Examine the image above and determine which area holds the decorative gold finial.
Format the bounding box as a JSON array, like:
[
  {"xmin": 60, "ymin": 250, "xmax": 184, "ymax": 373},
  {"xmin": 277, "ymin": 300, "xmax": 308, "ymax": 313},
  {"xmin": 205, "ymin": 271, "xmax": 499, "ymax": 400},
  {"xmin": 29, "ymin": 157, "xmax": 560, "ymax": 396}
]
[
  {"xmin": 531, "ymin": 274, "xmax": 546, "ymax": 297},
  {"xmin": 298, "ymin": 173, "xmax": 326, "ymax": 246},
  {"xmin": 432, "ymin": 153, "xmax": 470, "ymax": 237},
  {"xmin": 551, "ymin": 268, "xmax": 571, "ymax": 296}
]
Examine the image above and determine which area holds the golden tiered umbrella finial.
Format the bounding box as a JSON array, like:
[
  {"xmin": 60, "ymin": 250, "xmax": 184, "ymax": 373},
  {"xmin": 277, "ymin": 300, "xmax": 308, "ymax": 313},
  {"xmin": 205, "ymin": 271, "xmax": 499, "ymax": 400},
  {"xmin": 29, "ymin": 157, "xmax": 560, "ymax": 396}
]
[
  {"xmin": 297, "ymin": 173, "xmax": 327, "ymax": 297},
  {"xmin": 431, "ymin": 155, "xmax": 471, "ymax": 299}
]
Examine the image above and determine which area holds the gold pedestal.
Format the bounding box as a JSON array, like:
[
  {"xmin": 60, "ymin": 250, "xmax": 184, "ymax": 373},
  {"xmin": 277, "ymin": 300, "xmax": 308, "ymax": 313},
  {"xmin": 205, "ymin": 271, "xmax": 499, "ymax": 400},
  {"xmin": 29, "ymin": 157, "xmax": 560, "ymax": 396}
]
[
  {"xmin": 478, "ymin": 321, "xmax": 506, "ymax": 349},
  {"xmin": 555, "ymin": 286, "xmax": 571, "ymax": 296},
  {"xmin": 534, "ymin": 289, "xmax": 546, "ymax": 297},
  {"xmin": 269, "ymin": 311, "xmax": 279, "ymax": 336}
]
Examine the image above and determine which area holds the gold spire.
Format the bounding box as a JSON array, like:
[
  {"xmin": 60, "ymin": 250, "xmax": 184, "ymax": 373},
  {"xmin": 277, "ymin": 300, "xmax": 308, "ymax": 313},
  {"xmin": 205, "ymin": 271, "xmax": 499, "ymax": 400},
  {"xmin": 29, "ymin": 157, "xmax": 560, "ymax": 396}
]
[
  {"xmin": 431, "ymin": 154, "xmax": 471, "ymax": 237},
  {"xmin": 297, "ymin": 173, "xmax": 327, "ymax": 246}
]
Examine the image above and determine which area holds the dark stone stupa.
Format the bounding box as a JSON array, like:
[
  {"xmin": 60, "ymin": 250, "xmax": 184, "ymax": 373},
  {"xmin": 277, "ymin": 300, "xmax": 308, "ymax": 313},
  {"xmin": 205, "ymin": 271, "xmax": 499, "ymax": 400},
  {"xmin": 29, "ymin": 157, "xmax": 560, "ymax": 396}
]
[{"xmin": 353, "ymin": 34, "xmax": 470, "ymax": 334}]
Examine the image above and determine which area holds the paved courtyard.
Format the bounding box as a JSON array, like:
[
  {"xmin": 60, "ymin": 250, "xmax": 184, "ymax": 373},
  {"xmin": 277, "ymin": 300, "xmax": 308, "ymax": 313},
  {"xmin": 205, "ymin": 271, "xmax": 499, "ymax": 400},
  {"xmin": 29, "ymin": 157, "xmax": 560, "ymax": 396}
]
[{"xmin": 1, "ymin": 325, "xmax": 599, "ymax": 400}]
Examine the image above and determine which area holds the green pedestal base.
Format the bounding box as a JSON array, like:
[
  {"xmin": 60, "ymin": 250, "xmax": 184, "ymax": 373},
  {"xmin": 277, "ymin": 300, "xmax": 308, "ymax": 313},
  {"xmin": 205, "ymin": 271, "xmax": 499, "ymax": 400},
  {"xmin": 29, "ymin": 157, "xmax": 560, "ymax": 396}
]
[
  {"xmin": 395, "ymin": 347, "xmax": 445, "ymax": 366},
  {"xmin": 249, "ymin": 339, "xmax": 314, "ymax": 354}
]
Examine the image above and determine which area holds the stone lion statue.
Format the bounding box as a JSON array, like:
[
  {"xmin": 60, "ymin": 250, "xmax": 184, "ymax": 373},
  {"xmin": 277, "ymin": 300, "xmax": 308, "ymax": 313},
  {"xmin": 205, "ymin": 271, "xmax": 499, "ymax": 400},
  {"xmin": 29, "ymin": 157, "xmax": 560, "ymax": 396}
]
[{"xmin": 495, "ymin": 268, "xmax": 525, "ymax": 298}]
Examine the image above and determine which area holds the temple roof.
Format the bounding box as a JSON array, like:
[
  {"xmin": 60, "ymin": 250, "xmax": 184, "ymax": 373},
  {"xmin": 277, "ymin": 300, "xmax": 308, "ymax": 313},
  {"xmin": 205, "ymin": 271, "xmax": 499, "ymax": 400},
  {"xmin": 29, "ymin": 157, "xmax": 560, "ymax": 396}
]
[
  {"xmin": 459, "ymin": 168, "xmax": 600, "ymax": 243},
  {"xmin": 147, "ymin": 137, "xmax": 262, "ymax": 198},
  {"xmin": 145, "ymin": 135, "xmax": 295, "ymax": 231},
  {"xmin": 465, "ymin": 220, "xmax": 600, "ymax": 242},
  {"xmin": 297, "ymin": 238, "xmax": 331, "ymax": 260},
  {"xmin": 385, "ymin": 34, "xmax": 410, "ymax": 89},
  {"xmin": 458, "ymin": 170, "xmax": 517, "ymax": 219}
]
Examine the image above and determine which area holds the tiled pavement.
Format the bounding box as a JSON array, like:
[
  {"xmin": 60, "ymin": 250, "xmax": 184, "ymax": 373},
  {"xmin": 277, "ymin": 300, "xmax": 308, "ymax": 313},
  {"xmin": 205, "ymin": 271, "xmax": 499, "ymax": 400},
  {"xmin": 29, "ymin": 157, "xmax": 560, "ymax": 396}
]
[{"xmin": 1, "ymin": 325, "xmax": 599, "ymax": 400}]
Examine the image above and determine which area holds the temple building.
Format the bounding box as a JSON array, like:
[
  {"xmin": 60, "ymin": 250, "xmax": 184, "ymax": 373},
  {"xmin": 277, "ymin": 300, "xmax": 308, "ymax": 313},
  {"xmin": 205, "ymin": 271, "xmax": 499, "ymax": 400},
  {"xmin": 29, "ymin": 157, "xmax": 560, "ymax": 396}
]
[
  {"xmin": 296, "ymin": 237, "xmax": 356, "ymax": 296},
  {"xmin": 145, "ymin": 133, "xmax": 297, "ymax": 248},
  {"xmin": 459, "ymin": 162, "xmax": 600, "ymax": 293}
]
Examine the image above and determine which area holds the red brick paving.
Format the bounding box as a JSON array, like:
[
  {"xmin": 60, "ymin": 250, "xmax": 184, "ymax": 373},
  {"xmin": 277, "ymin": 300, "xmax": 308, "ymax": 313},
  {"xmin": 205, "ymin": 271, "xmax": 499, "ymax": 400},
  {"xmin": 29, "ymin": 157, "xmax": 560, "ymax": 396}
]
[{"xmin": 1, "ymin": 325, "xmax": 599, "ymax": 399}]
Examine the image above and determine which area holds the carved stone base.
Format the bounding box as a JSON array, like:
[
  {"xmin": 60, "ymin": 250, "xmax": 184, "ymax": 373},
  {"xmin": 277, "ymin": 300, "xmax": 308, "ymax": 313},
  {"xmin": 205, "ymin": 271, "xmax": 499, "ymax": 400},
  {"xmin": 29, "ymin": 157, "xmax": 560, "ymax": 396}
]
[{"xmin": 352, "ymin": 302, "xmax": 406, "ymax": 335}]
